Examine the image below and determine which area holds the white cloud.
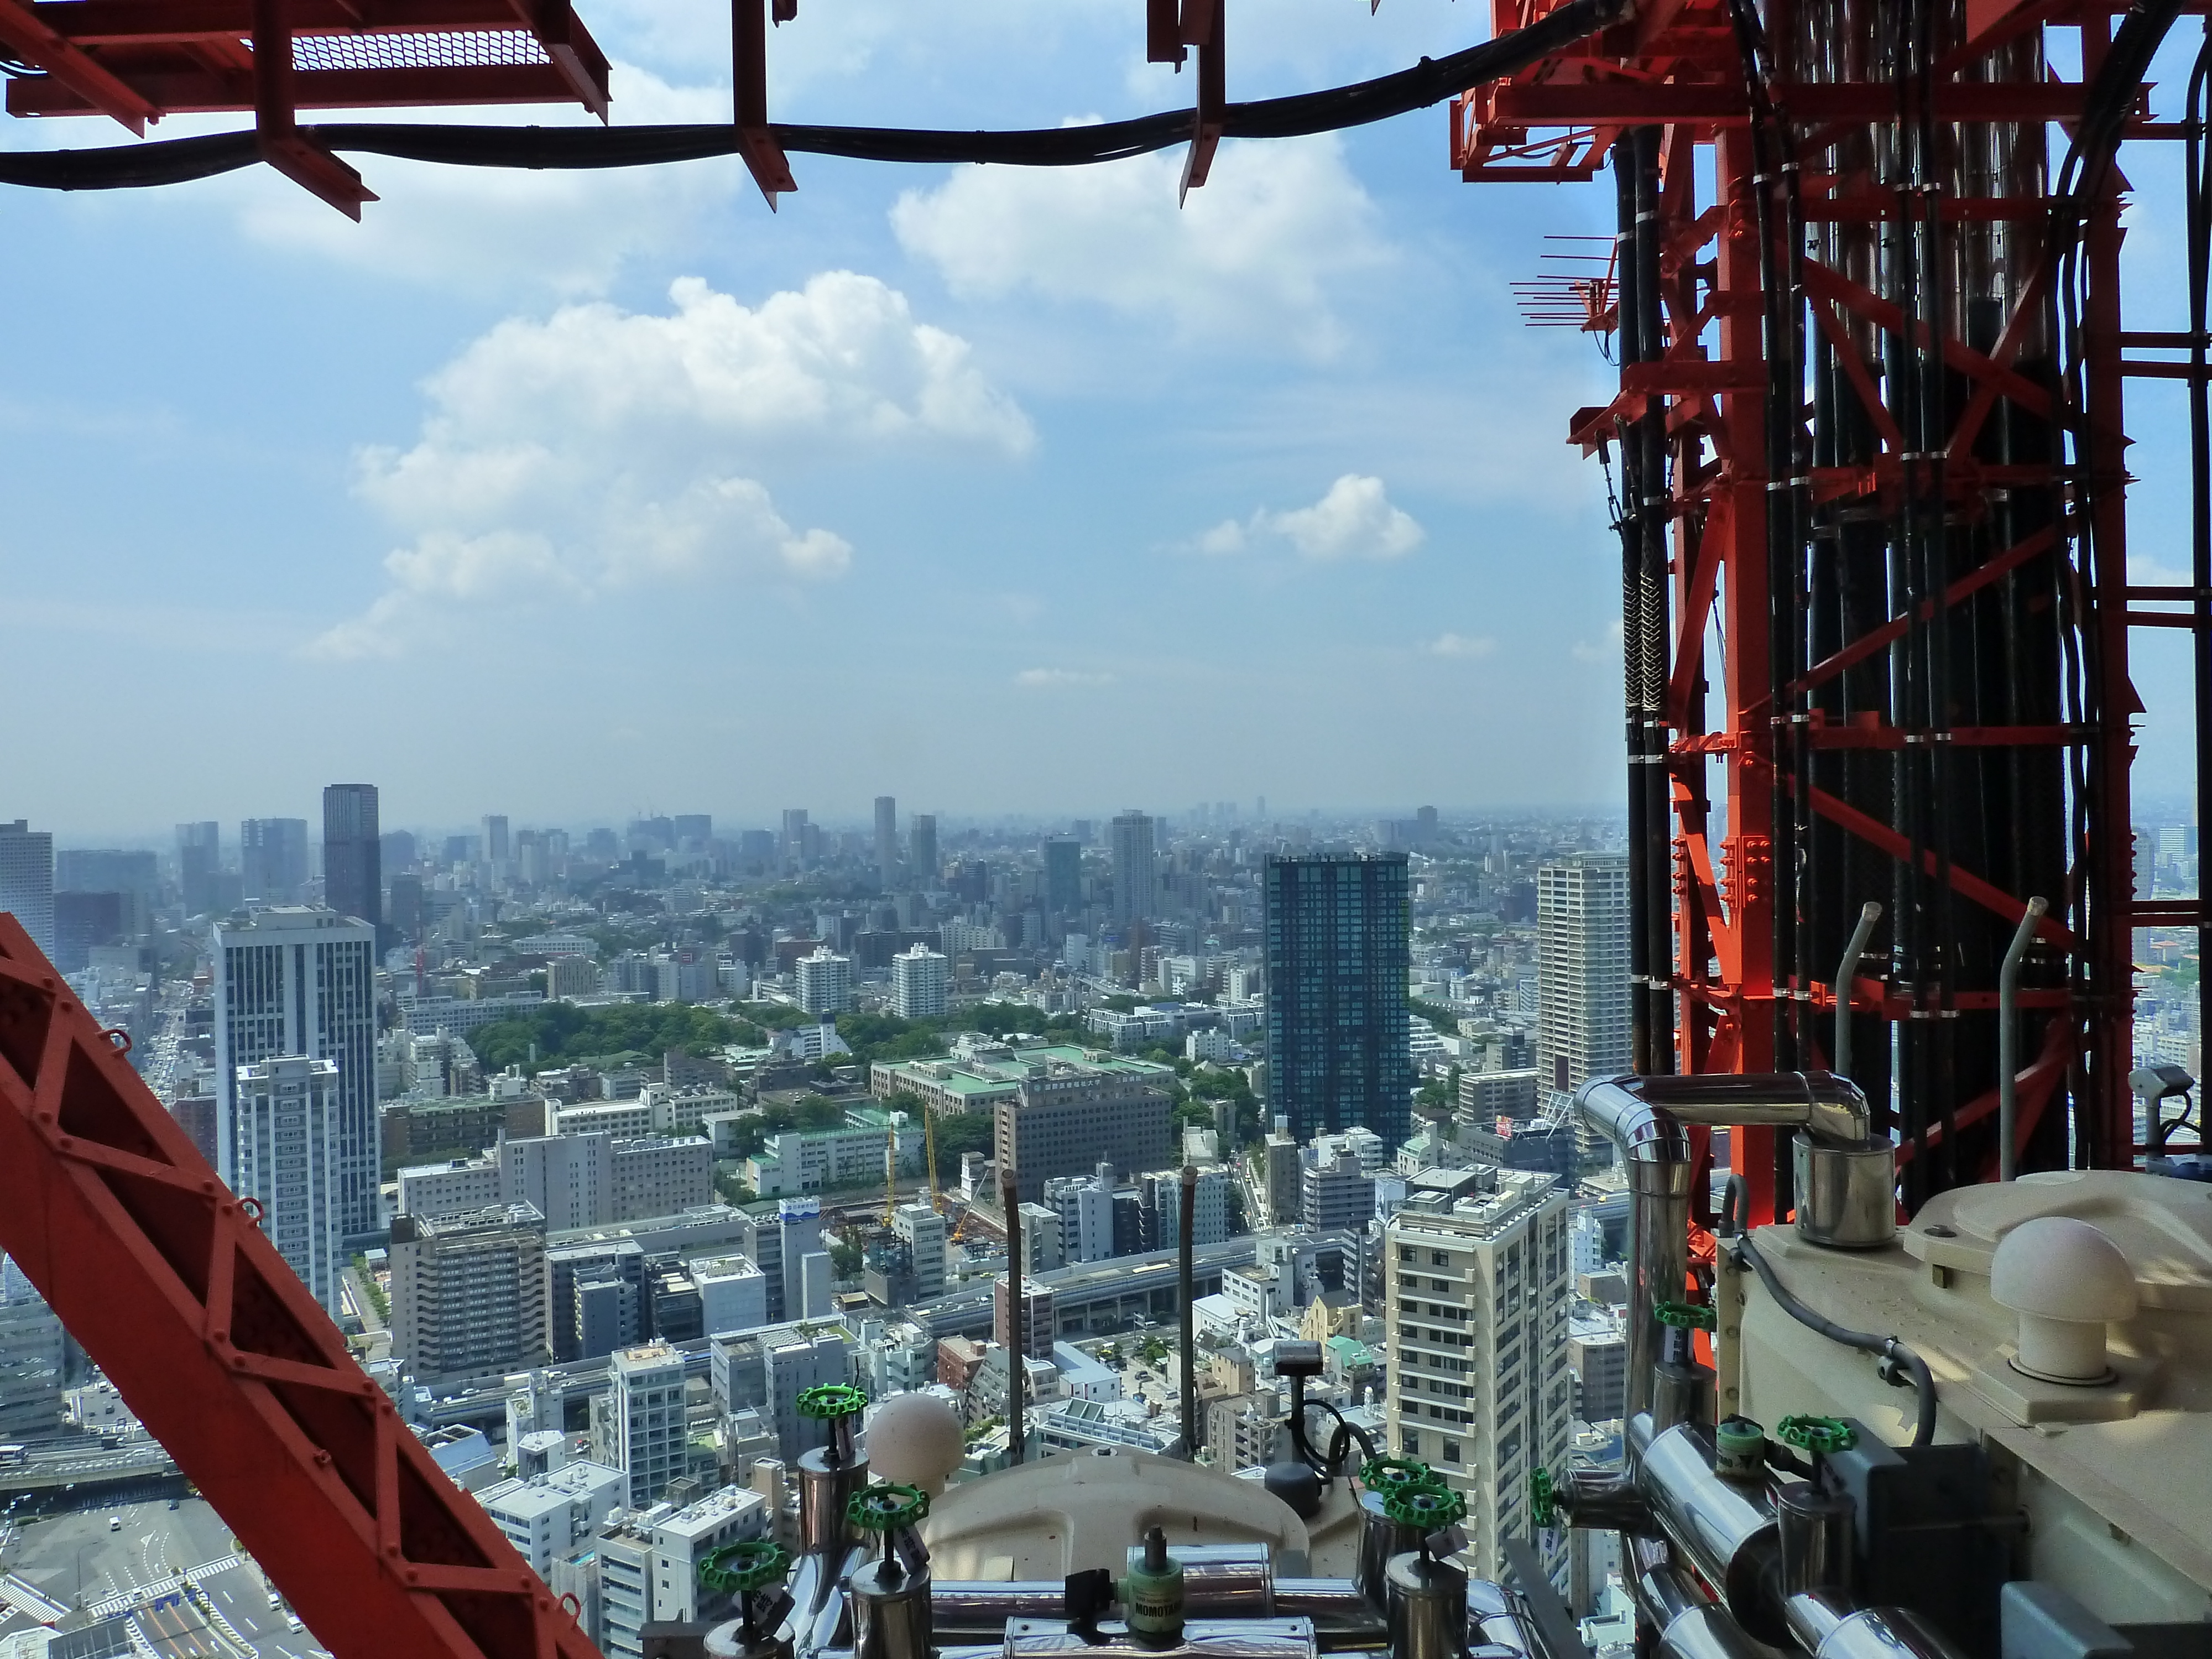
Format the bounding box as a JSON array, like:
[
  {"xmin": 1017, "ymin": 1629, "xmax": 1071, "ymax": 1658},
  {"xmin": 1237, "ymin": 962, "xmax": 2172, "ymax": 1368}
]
[
  {"xmin": 1193, "ymin": 475, "xmax": 1424, "ymax": 565},
  {"xmin": 311, "ymin": 271, "xmax": 1025, "ymax": 658},
  {"xmin": 891, "ymin": 133, "xmax": 1389, "ymax": 356},
  {"xmin": 1014, "ymin": 667, "xmax": 1114, "ymax": 688},
  {"xmin": 1427, "ymin": 632, "xmax": 1495, "ymax": 659},
  {"xmin": 1571, "ymin": 619, "xmax": 1627, "ymax": 662}
]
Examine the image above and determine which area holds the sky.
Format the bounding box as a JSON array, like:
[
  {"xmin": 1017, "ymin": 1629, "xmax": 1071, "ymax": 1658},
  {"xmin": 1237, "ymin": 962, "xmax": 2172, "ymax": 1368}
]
[{"xmin": 0, "ymin": 3, "xmax": 2202, "ymax": 841}]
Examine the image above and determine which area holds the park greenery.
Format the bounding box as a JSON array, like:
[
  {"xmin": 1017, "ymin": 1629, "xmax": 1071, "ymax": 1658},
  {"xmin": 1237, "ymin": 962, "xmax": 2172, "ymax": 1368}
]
[{"xmin": 471, "ymin": 1002, "xmax": 765, "ymax": 1072}]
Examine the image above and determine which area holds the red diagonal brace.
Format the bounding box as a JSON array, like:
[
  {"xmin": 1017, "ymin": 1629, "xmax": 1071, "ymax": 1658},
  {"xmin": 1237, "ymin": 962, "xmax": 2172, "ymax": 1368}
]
[
  {"xmin": 518, "ymin": 0, "xmax": 609, "ymax": 119},
  {"xmin": 734, "ymin": 0, "xmax": 795, "ymax": 208},
  {"xmin": 1178, "ymin": 0, "xmax": 1222, "ymax": 202},
  {"xmin": 0, "ymin": 0, "xmax": 157, "ymax": 131},
  {"xmin": 0, "ymin": 916, "xmax": 604, "ymax": 1659},
  {"xmin": 253, "ymin": 0, "xmax": 375, "ymax": 216}
]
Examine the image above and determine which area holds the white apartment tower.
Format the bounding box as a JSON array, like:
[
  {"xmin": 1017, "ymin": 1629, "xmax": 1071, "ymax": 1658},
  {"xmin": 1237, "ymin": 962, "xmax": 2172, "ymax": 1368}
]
[
  {"xmin": 1536, "ymin": 853, "xmax": 1631, "ymax": 1120},
  {"xmin": 609, "ymin": 1342, "xmax": 689, "ymax": 1507},
  {"xmin": 213, "ymin": 906, "xmax": 380, "ymax": 1238},
  {"xmin": 891, "ymin": 943, "xmax": 948, "ymax": 1020},
  {"xmin": 0, "ymin": 820, "xmax": 55, "ymax": 963},
  {"xmin": 893, "ymin": 1201, "xmax": 948, "ymax": 1298},
  {"xmin": 234, "ymin": 1056, "xmax": 344, "ymax": 1313},
  {"xmin": 1383, "ymin": 1171, "xmax": 1572, "ymax": 1586},
  {"xmin": 794, "ymin": 947, "xmax": 852, "ymax": 1017}
]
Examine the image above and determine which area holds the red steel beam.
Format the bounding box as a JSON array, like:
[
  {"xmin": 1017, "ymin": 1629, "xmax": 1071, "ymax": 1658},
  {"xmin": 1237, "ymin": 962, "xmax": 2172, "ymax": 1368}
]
[
  {"xmin": 29, "ymin": 0, "xmax": 567, "ymax": 41},
  {"xmin": 9, "ymin": 61, "xmax": 586, "ymax": 113},
  {"xmin": 0, "ymin": 0, "xmax": 158, "ymax": 129},
  {"xmin": 732, "ymin": 0, "xmax": 795, "ymax": 208},
  {"xmin": 0, "ymin": 916, "xmax": 605, "ymax": 1659}
]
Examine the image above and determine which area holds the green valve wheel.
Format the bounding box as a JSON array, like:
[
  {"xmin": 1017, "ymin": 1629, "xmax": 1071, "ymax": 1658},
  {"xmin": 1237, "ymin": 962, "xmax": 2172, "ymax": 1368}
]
[
  {"xmin": 1360, "ymin": 1456, "xmax": 1444, "ymax": 1495},
  {"xmin": 796, "ymin": 1384, "xmax": 868, "ymax": 1420},
  {"xmin": 848, "ymin": 1481, "xmax": 931, "ymax": 1533},
  {"xmin": 1381, "ymin": 1484, "xmax": 1467, "ymax": 1531},
  {"xmin": 1654, "ymin": 1300, "xmax": 1717, "ymax": 1331},
  {"xmin": 1775, "ymin": 1415, "xmax": 1858, "ymax": 1454},
  {"xmin": 1528, "ymin": 1468, "xmax": 1558, "ymax": 1530},
  {"xmin": 698, "ymin": 1540, "xmax": 790, "ymax": 1596}
]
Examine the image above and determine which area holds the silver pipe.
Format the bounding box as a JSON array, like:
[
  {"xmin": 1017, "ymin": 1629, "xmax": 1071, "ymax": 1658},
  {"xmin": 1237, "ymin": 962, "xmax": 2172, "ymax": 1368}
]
[
  {"xmin": 931, "ymin": 1583, "xmax": 1064, "ymax": 1626},
  {"xmin": 1575, "ymin": 1072, "xmax": 1877, "ymax": 1420},
  {"xmin": 1785, "ymin": 1595, "xmax": 1973, "ymax": 1659},
  {"xmin": 1005, "ymin": 1617, "xmax": 1318, "ymax": 1659},
  {"xmin": 1275, "ymin": 1580, "xmax": 1383, "ymax": 1625},
  {"xmin": 1545, "ymin": 1467, "xmax": 1654, "ymax": 1532},
  {"xmin": 1134, "ymin": 1545, "xmax": 1274, "ymax": 1618},
  {"xmin": 1635, "ymin": 1564, "xmax": 1771, "ymax": 1659},
  {"xmin": 1775, "ymin": 1483, "xmax": 1854, "ymax": 1595},
  {"xmin": 1633, "ymin": 1421, "xmax": 1783, "ymax": 1642},
  {"xmin": 1997, "ymin": 897, "xmax": 2048, "ymax": 1181},
  {"xmin": 1832, "ymin": 902, "xmax": 1882, "ymax": 1082}
]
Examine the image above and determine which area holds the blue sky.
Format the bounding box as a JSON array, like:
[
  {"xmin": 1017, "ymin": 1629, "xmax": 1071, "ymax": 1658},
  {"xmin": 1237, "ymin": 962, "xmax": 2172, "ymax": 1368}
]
[{"xmin": 0, "ymin": 4, "xmax": 2200, "ymax": 838}]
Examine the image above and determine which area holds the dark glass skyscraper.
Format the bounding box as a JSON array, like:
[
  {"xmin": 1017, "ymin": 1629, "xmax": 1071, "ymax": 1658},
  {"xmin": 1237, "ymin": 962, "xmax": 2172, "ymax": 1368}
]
[
  {"xmin": 1262, "ymin": 852, "xmax": 1413, "ymax": 1145},
  {"xmin": 321, "ymin": 784, "xmax": 382, "ymax": 940},
  {"xmin": 1043, "ymin": 837, "xmax": 1082, "ymax": 916}
]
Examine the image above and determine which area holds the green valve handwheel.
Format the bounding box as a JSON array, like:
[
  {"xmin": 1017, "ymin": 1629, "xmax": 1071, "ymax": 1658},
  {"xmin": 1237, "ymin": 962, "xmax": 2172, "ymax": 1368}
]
[
  {"xmin": 1381, "ymin": 1483, "xmax": 1467, "ymax": 1531},
  {"xmin": 797, "ymin": 1384, "xmax": 868, "ymax": 1420},
  {"xmin": 698, "ymin": 1539, "xmax": 790, "ymax": 1595},
  {"xmin": 1775, "ymin": 1415, "xmax": 1858, "ymax": 1454},
  {"xmin": 1528, "ymin": 1468, "xmax": 1557, "ymax": 1529},
  {"xmin": 848, "ymin": 1481, "xmax": 931, "ymax": 1532},
  {"xmin": 1360, "ymin": 1456, "xmax": 1445, "ymax": 1494},
  {"xmin": 1654, "ymin": 1300, "xmax": 1717, "ymax": 1331}
]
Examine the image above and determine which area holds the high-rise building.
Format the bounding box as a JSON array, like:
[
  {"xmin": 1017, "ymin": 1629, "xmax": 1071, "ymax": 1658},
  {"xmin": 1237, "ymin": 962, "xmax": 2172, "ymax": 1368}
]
[
  {"xmin": 240, "ymin": 817, "xmax": 311, "ymax": 904},
  {"xmin": 0, "ymin": 1254, "xmax": 65, "ymax": 1439},
  {"xmin": 322, "ymin": 784, "xmax": 383, "ymax": 940},
  {"xmin": 234, "ymin": 1056, "xmax": 345, "ymax": 1313},
  {"xmin": 1536, "ymin": 853, "xmax": 1631, "ymax": 1117},
  {"xmin": 608, "ymin": 1342, "xmax": 688, "ymax": 1507},
  {"xmin": 874, "ymin": 796, "xmax": 898, "ymax": 884},
  {"xmin": 909, "ymin": 814, "xmax": 939, "ymax": 888},
  {"xmin": 389, "ymin": 1202, "xmax": 550, "ymax": 1380},
  {"xmin": 482, "ymin": 815, "xmax": 511, "ymax": 866},
  {"xmin": 1383, "ymin": 1171, "xmax": 1571, "ymax": 1585},
  {"xmin": 1111, "ymin": 812, "xmax": 1157, "ymax": 925},
  {"xmin": 213, "ymin": 906, "xmax": 380, "ymax": 1237},
  {"xmin": 0, "ymin": 821, "xmax": 56, "ymax": 962},
  {"xmin": 1262, "ymin": 853, "xmax": 1413, "ymax": 1145},
  {"xmin": 1044, "ymin": 837, "xmax": 1082, "ymax": 916},
  {"xmin": 55, "ymin": 849, "xmax": 157, "ymax": 939},
  {"xmin": 380, "ymin": 829, "xmax": 419, "ymax": 874},
  {"xmin": 890, "ymin": 943, "xmax": 948, "ymax": 1020},
  {"xmin": 795, "ymin": 947, "xmax": 851, "ymax": 1016},
  {"xmin": 53, "ymin": 891, "xmax": 124, "ymax": 972},
  {"xmin": 176, "ymin": 820, "xmax": 221, "ymax": 917},
  {"xmin": 780, "ymin": 809, "xmax": 810, "ymax": 867}
]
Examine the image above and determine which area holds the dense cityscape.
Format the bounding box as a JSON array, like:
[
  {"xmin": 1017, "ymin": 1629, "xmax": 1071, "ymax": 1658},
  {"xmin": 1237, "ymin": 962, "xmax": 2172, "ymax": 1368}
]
[{"xmin": 0, "ymin": 791, "xmax": 2198, "ymax": 1659}]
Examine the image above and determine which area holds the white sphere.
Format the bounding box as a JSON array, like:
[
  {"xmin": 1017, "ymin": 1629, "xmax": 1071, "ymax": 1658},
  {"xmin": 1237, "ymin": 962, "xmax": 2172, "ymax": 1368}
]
[{"xmin": 867, "ymin": 1394, "xmax": 966, "ymax": 1495}]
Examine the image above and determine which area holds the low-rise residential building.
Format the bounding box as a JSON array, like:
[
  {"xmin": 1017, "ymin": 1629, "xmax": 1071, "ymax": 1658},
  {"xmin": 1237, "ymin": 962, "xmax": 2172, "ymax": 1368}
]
[
  {"xmin": 745, "ymin": 1108, "xmax": 918, "ymax": 1197},
  {"xmin": 594, "ymin": 1485, "xmax": 771, "ymax": 1659},
  {"xmin": 476, "ymin": 1458, "xmax": 625, "ymax": 1578}
]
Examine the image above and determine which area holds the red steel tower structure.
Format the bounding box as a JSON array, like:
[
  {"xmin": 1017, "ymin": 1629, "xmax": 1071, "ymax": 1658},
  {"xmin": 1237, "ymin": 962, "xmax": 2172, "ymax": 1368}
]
[{"xmin": 1460, "ymin": 0, "xmax": 2197, "ymax": 1220}]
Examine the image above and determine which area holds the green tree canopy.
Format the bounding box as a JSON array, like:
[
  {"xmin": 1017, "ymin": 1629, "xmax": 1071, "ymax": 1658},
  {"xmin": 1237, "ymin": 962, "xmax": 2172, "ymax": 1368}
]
[{"xmin": 470, "ymin": 1002, "xmax": 763, "ymax": 1073}]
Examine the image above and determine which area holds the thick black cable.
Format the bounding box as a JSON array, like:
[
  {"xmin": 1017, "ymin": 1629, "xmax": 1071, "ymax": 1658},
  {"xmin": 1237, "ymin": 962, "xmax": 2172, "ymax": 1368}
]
[
  {"xmin": 1731, "ymin": 1233, "xmax": 1937, "ymax": 1447},
  {"xmin": 0, "ymin": 0, "xmax": 1626, "ymax": 192}
]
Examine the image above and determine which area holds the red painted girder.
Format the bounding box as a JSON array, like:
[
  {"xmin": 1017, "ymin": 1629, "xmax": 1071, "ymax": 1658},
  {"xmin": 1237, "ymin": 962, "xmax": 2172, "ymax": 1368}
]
[
  {"xmin": 0, "ymin": 0, "xmax": 158, "ymax": 129},
  {"xmin": 9, "ymin": 60, "xmax": 583, "ymax": 112},
  {"xmin": 0, "ymin": 916, "xmax": 607, "ymax": 1659},
  {"xmin": 32, "ymin": 0, "xmax": 562, "ymax": 41},
  {"xmin": 1486, "ymin": 79, "xmax": 2100, "ymax": 125}
]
